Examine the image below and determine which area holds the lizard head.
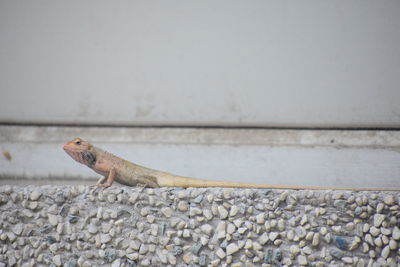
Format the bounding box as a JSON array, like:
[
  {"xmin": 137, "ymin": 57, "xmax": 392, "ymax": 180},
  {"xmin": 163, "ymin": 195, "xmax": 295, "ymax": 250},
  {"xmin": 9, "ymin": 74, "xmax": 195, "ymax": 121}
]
[{"xmin": 63, "ymin": 138, "xmax": 96, "ymax": 167}]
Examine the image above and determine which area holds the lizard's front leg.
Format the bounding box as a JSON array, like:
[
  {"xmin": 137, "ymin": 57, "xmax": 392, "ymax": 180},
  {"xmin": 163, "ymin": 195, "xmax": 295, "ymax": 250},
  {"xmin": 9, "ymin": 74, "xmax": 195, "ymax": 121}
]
[
  {"xmin": 95, "ymin": 176, "xmax": 107, "ymax": 186},
  {"xmin": 98, "ymin": 168, "xmax": 116, "ymax": 188},
  {"xmin": 89, "ymin": 176, "xmax": 107, "ymax": 193}
]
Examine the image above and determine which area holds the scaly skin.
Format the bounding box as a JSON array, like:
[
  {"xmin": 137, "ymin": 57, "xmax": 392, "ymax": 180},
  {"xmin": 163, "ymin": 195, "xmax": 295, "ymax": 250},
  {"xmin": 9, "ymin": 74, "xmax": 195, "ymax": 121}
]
[{"xmin": 63, "ymin": 138, "xmax": 397, "ymax": 191}]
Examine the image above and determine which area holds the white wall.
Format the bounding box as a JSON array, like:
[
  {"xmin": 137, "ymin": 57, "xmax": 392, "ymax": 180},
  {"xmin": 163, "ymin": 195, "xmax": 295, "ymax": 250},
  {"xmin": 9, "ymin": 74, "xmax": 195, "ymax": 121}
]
[
  {"xmin": 1, "ymin": 126, "xmax": 400, "ymax": 189},
  {"xmin": 1, "ymin": 1, "xmax": 400, "ymax": 127}
]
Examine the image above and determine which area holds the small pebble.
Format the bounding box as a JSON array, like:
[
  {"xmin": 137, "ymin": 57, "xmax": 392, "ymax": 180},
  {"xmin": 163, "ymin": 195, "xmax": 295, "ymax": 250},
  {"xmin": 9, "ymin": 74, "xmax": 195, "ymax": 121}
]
[
  {"xmin": 383, "ymin": 195, "xmax": 395, "ymax": 205},
  {"xmin": 53, "ymin": 255, "xmax": 62, "ymax": 266},
  {"xmin": 29, "ymin": 190, "xmax": 42, "ymax": 201},
  {"xmin": 218, "ymin": 206, "xmax": 229, "ymax": 219},
  {"xmin": 297, "ymin": 255, "xmax": 308, "ymax": 266},
  {"xmin": 342, "ymin": 257, "xmax": 353, "ymax": 264},
  {"xmin": 177, "ymin": 201, "xmax": 189, "ymax": 212},
  {"xmin": 226, "ymin": 243, "xmax": 239, "ymax": 255},
  {"xmin": 373, "ymin": 214, "xmax": 385, "ymax": 227},
  {"xmin": 392, "ymin": 227, "xmax": 400, "ymax": 240},
  {"xmin": 381, "ymin": 245, "xmax": 390, "ymax": 259}
]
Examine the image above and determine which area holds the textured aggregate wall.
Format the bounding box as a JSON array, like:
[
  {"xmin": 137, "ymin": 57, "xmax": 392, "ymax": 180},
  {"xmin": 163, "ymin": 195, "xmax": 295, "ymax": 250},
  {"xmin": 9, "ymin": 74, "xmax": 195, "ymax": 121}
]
[{"xmin": 0, "ymin": 186, "xmax": 399, "ymax": 267}]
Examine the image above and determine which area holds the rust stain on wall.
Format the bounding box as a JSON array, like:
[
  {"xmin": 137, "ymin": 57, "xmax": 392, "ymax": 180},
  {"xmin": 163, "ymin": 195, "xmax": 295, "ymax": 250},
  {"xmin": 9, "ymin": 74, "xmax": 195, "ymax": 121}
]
[{"xmin": 3, "ymin": 151, "xmax": 12, "ymax": 161}]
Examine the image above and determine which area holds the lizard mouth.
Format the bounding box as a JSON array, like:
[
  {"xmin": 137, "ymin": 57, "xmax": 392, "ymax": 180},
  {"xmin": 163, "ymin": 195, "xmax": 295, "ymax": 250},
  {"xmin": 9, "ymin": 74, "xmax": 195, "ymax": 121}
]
[{"xmin": 62, "ymin": 143, "xmax": 71, "ymax": 151}]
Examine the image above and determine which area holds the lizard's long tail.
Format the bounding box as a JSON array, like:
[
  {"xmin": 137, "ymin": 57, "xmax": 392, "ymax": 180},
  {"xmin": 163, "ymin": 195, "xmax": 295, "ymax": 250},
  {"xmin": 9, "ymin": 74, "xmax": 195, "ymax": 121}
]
[{"xmin": 155, "ymin": 173, "xmax": 391, "ymax": 191}]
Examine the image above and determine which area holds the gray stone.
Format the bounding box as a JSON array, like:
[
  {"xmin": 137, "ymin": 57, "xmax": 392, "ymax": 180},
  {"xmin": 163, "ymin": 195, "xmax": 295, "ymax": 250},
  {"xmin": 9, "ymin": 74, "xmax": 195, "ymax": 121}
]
[
  {"xmin": 216, "ymin": 221, "xmax": 226, "ymax": 239},
  {"xmin": 192, "ymin": 242, "xmax": 203, "ymax": 255},
  {"xmin": 392, "ymin": 227, "xmax": 400, "ymax": 240},
  {"xmin": 172, "ymin": 246, "xmax": 183, "ymax": 256},
  {"xmin": 300, "ymin": 215, "xmax": 308, "ymax": 225},
  {"xmin": 161, "ymin": 207, "xmax": 173, "ymax": 218},
  {"xmin": 167, "ymin": 253, "xmax": 177, "ymax": 265},
  {"xmin": 370, "ymin": 226, "xmax": 380, "ymax": 236},
  {"xmin": 376, "ymin": 203, "xmax": 384, "ymax": 213},
  {"xmin": 319, "ymin": 227, "xmax": 327, "ymax": 235},
  {"xmin": 12, "ymin": 224, "xmax": 23, "ymax": 235},
  {"xmin": 389, "ymin": 239, "xmax": 397, "ymax": 249},
  {"xmin": 286, "ymin": 229, "xmax": 294, "ymax": 240},
  {"xmin": 342, "ymin": 257, "xmax": 353, "ymax": 264},
  {"xmin": 203, "ymin": 209, "xmax": 213, "ymax": 220},
  {"xmin": 139, "ymin": 244, "xmax": 148, "ymax": 254},
  {"xmin": 274, "ymin": 248, "xmax": 282, "ymax": 262},
  {"xmin": 87, "ymin": 224, "xmax": 98, "ymax": 234},
  {"xmin": 59, "ymin": 204, "xmax": 70, "ymax": 217},
  {"xmin": 297, "ymin": 255, "xmax": 308, "ymax": 266},
  {"xmin": 218, "ymin": 206, "xmax": 229, "ymax": 219},
  {"xmin": 29, "ymin": 190, "xmax": 42, "ymax": 201},
  {"xmin": 329, "ymin": 248, "xmax": 344, "ymax": 259},
  {"xmin": 373, "ymin": 214, "xmax": 385, "ymax": 227},
  {"xmin": 290, "ymin": 245, "xmax": 300, "ymax": 256},
  {"xmin": 259, "ymin": 232, "xmax": 269, "ymax": 245},
  {"xmin": 52, "ymin": 255, "xmax": 62, "ymax": 266},
  {"xmin": 226, "ymin": 222, "xmax": 236, "ymax": 234},
  {"xmin": 381, "ymin": 227, "xmax": 391, "ymax": 236},
  {"xmin": 199, "ymin": 254, "xmax": 207, "ymax": 266},
  {"xmin": 269, "ymin": 232, "xmax": 279, "ymax": 241},
  {"xmin": 305, "ymin": 231, "xmax": 314, "ymax": 240},
  {"xmin": 255, "ymin": 213, "xmax": 265, "ymax": 224},
  {"xmin": 381, "ymin": 245, "xmax": 390, "ymax": 259},
  {"xmin": 229, "ymin": 205, "xmax": 239, "ymax": 217},
  {"xmin": 383, "ymin": 195, "xmax": 395, "ymax": 205},
  {"xmin": 295, "ymin": 226, "xmax": 307, "ymax": 239},
  {"xmin": 216, "ymin": 248, "xmax": 226, "ymax": 259},
  {"xmin": 277, "ymin": 219, "xmax": 285, "ymax": 231},
  {"xmin": 345, "ymin": 222, "xmax": 355, "ymax": 231},
  {"xmin": 363, "ymin": 223, "xmax": 370, "ymax": 233},
  {"xmin": 68, "ymin": 215, "xmax": 78, "ymax": 224},
  {"xmin": 226, "ymin": 243, "xmax": 239, "ymax": 255},
  {"xmin": 47, "ymin": 235, "xmax": 57, "ymax": 244},
  {"xmin": 357, "ymin": 259, "xmax": 366, "ymax": 267},
  {"xmin": 177, "ymin": 201, "xmax": 189, "ymax": 211},
  {"xmin": 111, "ymin": 259, "xmax": 121, "ymax": 267},
  {"xmin": 65, "ymin": 258, "xmax": 78, "ymax": 267},
  {"xmin": 189, "ymin": 207, "xmax": 202, "ymax": 216},
  {"xmin": 48, "ymin": 214, "xmax": 59, "ymax": 226},
  {"xmin": 355, "ymin": 206, "xmax": 363, "ymax": 215},
  {"xmin": 201, "ymin": 224, "xmax": 213, "ymax": 236},
  {"xmin": 39, "ymin": 224, "xmax": 52, "ymax": 233},
  {"xmin": 28, "ymin": 201, "xmax": 38, "ymax": 210},
  {"xmin": 100, "ymin": 234, "xmax": 111, "ymax": 244},
  {"xmin": 335, "ymin": 236, "xmax": 349, "ymax": 250},
  {"xmin": 193, "ymin": 194, "xmax": 204, "ymax": 204},
  {"xmin": 263, "ymin": 249, "xmax": 273, "ymax": 264},
  {"xmin": 312, "ymin": 233, "xmax": 320, "ymax": 246},
  {"xmin": 49, "ymin": 243, "xmax": 59, "ymax": 253},
  {"xmin": 374, "ymin": 237, "xmax": 382, "ymax": 248}
]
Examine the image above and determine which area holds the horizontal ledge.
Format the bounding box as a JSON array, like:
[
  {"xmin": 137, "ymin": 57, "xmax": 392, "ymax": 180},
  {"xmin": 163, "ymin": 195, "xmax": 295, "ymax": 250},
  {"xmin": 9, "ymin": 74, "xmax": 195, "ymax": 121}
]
[
  {"xmin": 1, "ymin": 125, "xmax": 400, "ymax": 149},
  {"xmin": 1, "ymin": 120, "xmax": 400, "ymax": 130}
]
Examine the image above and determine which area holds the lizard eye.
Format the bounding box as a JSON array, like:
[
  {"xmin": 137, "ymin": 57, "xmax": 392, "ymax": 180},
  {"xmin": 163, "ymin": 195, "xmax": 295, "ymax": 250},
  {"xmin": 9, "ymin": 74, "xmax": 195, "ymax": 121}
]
[{"xmin": 75, "ymin": 140, "xmax": 81, "ymax": 145}]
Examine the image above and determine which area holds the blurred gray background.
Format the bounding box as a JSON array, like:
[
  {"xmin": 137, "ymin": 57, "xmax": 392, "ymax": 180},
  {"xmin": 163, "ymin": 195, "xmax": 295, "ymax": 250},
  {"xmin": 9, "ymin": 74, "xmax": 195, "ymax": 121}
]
[
  {"xmin": 0, "ymin": 1, "xmax": 399, "ymax": 188},
  {"xmin": 1, "ymin": 0, "xmax": 400, "ymax": 127}
]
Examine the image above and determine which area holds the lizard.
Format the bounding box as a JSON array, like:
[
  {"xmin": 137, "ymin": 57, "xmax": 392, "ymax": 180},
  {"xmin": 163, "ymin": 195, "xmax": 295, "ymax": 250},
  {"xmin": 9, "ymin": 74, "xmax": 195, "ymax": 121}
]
[{"xmin": 63, "ymin": 137, "xmax": 397, "ymax": 191}]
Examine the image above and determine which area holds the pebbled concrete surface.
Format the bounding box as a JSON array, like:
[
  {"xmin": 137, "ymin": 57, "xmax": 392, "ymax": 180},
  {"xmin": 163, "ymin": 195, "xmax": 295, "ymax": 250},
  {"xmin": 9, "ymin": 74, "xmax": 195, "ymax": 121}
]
[{"xmin": 0, "ymin": 186, "xmax": 399, "ymax": 266}]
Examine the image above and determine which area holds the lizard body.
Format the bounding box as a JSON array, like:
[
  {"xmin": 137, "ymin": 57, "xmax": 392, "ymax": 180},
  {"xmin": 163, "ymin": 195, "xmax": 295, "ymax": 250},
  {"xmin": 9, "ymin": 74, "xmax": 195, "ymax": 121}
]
[{"xmin": 63, "ymin": 138, "xmax": 397, "ymax": 191}]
